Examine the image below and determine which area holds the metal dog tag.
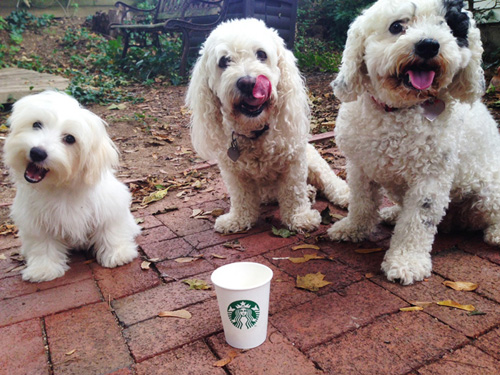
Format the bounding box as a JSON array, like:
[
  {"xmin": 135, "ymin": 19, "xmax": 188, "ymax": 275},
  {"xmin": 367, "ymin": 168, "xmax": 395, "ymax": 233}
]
[
  {"xmin": 422, "ymin": 99, "xmax": 445, "ymax": 121},
  {"xmin": 227, "ymin": 146, "xmax": 240, "ymax": 162},
  {"xmin": 227, "ymin": 132, "xmax": 240, "ymax": 162}
]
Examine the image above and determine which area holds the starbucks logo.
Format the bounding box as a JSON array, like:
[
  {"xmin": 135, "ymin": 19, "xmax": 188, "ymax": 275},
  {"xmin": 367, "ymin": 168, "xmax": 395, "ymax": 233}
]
[{"xmin": 227, "ymin": 300, "xmax": 260, "ymax": 329}]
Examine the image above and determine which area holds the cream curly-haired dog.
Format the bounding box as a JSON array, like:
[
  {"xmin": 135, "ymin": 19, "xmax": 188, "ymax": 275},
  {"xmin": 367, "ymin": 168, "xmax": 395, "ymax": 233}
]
[
  {"xmin": 328, "ymin": 0, "xmax": 500, "ymax": 284},
  {"xmin": 186, "ymin": 18, "xmax": 348, "ymax": 233},
  {"xmin": 4, "ymin": 91, "xmax": 140, "ymax": 282}
]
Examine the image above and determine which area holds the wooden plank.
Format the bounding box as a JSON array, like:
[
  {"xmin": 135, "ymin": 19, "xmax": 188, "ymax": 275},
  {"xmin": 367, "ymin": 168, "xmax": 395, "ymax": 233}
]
[{"xmin": 0, "ymin": 68, "xmax": 69, "ymax": 104}]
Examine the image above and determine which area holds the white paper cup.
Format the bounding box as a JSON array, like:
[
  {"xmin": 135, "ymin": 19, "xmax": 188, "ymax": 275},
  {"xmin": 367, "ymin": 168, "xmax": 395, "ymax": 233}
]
[{"xmin": 211, "ymin": 262, "xmax": 273, "ymax": 349}]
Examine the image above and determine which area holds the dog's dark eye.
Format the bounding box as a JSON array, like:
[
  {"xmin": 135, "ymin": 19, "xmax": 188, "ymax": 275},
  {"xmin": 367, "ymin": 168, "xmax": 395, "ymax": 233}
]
[
  {"xmin": 218, "ymin": 56, "xmax": 230, "ymax": 69},
  {"xmin": 256, "ymin": 50, "xmax": 267, "ymax": 62},
  {"xmin": 63, "ymin": 134, "xmax": 76, "ymax": 145},
  {"xmin": 33, "ymin": 121, "xmax": 42, "ymax": 129},
  {"xmin": 389, "ymin": 21, "xmax": 404, "ymax": 35}
]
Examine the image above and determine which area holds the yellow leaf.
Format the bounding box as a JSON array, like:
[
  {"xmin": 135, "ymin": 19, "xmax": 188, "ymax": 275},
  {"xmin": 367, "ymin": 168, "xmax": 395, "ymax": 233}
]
[
  {"xmin": 291, "ymin": 244, "xmax": 320, "ymax": 251},
  {"xmin": 182, "ymin": 279, "xmax": 211, "ymax": 290},
  {"xmin": 355, "ymin": 248, "xmax": 384, "ymax": 254},
  {"xmin": 442, "ymin": 280, "xmax": 479, "ymax": 291},
  {"xmin": 399, "ymin": 306, "xmax": 424, "ymax": 312},
  {"xmin": 158, "ymin": 309, "xmax": 192, "ymax": 319},
  {"xmin": 409, "ymin": 301, "xmax": 434, "ymax": 308},
  {"xmin": 296, "ymin": 272, "xmax": 332, "ymax": 292},
  {"xmin": 142, "ymin": 188, "xmax": 170, "ymax": 205},
  {"xmin": 288, "ymin": 254, "xmax": 325, "ymax": 264},
  {"xmin": 436, "ymin": 300, "xmax": 475, "ymax": 311},
  {"xmin": 213, "ymin": 350, "xmax": 239, "ymax": 367}
]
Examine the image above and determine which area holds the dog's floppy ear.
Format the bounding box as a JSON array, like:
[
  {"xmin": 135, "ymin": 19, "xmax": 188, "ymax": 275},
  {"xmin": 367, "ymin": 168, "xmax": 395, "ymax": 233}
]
[
  {"xmin": 446, "ymin": 6, "xmax": 485, "ymax": 103},
  {"xmin": 80, "ymin": 111, "xmax": 119, "ymax": 185},
  {"xmin": 275, "ymin": 35, "xmax": 310, "ymax": 138},
  {"xmin": 331, "ymin": 14, "xmax": 369, "ymax": 102},
  {"xmin": 185, "ymin": 46, "xmax": 223, "ymax": 161}
]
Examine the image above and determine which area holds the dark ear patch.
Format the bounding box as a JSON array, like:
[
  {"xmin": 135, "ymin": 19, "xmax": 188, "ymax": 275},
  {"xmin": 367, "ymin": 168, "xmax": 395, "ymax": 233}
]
[{"xmin": 443, "ymin": 0, "xmax": 469, "ymax": 47}]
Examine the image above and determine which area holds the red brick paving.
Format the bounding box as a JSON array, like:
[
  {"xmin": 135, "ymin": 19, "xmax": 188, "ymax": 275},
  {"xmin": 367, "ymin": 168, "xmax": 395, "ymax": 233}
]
[{"xmin": 2, "ymin": 185, "xmax": 500, "ymax": 374}]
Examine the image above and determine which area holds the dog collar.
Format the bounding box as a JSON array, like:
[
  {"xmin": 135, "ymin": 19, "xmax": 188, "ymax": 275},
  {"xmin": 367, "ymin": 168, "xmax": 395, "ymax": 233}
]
[
  {"xmin": 227, "ymin": 125, "xmax": 270, "ymax": 162},
  {"xmin": 371, "ymin": 96, "xmax": 445, "ymax": 121}
]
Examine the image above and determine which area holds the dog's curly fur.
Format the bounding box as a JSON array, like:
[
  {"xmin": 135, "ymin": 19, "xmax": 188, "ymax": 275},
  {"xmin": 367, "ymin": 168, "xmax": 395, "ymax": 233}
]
[
  {"xmin": 186, "ymin": 18, "xmax": 348, "ymax": 233},
  {"xmin": 4, "ymin": 91, "xmax": 140, "ymax": 282},
  {"xmin": 328, "ymin": 0, "xmax": 500, "ymax": 284}
]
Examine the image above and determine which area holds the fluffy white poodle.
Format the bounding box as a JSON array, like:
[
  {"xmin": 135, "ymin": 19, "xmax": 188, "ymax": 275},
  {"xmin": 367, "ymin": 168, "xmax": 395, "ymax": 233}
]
[
  {"xmin": 186, "ymin": 18, "xmax": 349, "ymax": 233},
  {"xmin": 3, "ymin": 91, "xmax": 140, "ymax": 282},
  {"xmin": 328, "ymin": 0, "xmax": 500, "ymax": 284}
]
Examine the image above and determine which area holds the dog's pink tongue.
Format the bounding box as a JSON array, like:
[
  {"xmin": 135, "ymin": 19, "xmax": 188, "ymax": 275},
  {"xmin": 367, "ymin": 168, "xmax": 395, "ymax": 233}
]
[
  {"xmin": 249, "ymin": 75, "xmax": 271, "ymax": 106},
  {"xmin": 408, "ymin": 70, "xmax": 435, "ymax": 90}
]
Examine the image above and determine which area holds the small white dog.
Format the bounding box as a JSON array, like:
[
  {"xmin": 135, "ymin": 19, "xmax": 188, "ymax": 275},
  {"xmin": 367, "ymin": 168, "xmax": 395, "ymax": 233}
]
[
  {"xmin": 328, "ymin": 0, "xmax": 500, "ymax": 284},
  {"xmin": 186, "ymin": 18, "xmax": 349, "ymax": 233},
  {"xmin": 3, "ymin": 91, "xmax": 140, "ymax": 282}
]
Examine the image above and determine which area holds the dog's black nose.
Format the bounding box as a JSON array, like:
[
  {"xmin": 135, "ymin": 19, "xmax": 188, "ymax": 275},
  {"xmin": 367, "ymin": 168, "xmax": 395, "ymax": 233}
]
[
  {"xmin": 30, "ymin": 147, "xmax": 47, "ymax": 162},
  {"xmin": 415, "ymin": 38, "xmax": 440, "ymax": 59},
  {"xmin": 236, "ymin": 76, "xmax": 256, "ymax": 95}
]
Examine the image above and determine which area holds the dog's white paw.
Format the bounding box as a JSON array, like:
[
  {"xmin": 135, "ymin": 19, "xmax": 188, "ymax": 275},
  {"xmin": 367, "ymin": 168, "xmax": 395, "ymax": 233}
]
[
  {"xmin": 287, "ymin": 209, "xmax": 321, "ymax": 233},
  {"xmin": 22, "ymin": 260, "xmax": 69, "ymax": 282},
  {"xmin": 381, "ymin": 251, "xmax": 432, "ymax": 285},
  {"xmin": 327, "ymin": 217, "xmax": 369, "ymax": 242},
  {"xmin": 484, "ymin": 224, "xmax": 500, "ymax": 246},
  {"xmin": 379, "ymin": 205, "xmax": 401, "ymax": 225},
  {"xmin": 97, "ymin": 242, "xmax": 138, "ymax": 268},
  {"xmin": 214, "ymin": 213, "xmax": 254, "ymax": 234}
]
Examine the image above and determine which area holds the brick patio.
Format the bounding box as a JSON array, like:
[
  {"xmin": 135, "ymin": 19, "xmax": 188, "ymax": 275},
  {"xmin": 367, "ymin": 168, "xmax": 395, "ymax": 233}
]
[{"xmin": 1, "ymin": 174, "xmax": 500, "ymax": 375}]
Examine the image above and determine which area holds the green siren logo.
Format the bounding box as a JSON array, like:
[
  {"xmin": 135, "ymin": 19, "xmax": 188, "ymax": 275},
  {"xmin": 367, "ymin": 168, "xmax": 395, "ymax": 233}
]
[{"xmin": 227, "ymin": 300, "xmax": 260, "ymax": 329}]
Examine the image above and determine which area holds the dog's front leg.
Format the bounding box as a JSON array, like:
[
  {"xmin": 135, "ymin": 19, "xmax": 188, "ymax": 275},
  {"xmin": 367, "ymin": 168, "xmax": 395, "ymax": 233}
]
[
  {"xmin": 20, "ymin": 235, "xmax": 70, "ymax": 282},
  {"xmin": 277, "ymin": 160, "xmax": 321, "ymax": 232},
  {"xmin": 214, "ymin": 168, "xmax": 261, "ymax": 233},
  {"xmin": 93, "ymin": 218, "xmax": 139, "ymax": 268},
  {"xmin": 327, "ymin": 165, "xmax": 381, "ymax": 242},
  {"xmin": 381, "ymin": 180, "xmax": 451, "ymax": 285}
]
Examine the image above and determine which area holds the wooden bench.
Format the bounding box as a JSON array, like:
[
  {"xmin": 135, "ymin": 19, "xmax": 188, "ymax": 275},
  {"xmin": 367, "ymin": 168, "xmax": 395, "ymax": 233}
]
[{"xmin": 110, "ymin": 0, "xmax": 228, "ymax": 76}]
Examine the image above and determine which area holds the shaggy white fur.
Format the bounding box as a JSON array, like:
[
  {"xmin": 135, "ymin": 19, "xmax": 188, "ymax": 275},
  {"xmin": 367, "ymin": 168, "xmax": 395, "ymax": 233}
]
[
  {"xmin": 186, "ymin": 18, "xmax": 348, "ymax": 233},
  {"xmin": 4, "ymin": 91, "xmax": 140, "ymax": 282},
  {"xmin": 328, "ymin": 0, "xmax": 500, "ymax": 284}
]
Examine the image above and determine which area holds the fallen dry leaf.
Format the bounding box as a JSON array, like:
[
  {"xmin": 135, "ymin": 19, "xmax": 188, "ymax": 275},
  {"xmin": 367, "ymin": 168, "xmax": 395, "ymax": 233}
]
[
  {"xmin": 65, "ymin": 349, "xmax": 76, "ymax": 356},
  {"xmin": 213, "ymin": 350, "xmax": 240, "ymax": 367},
  {"xmin": 399, "ymin": 306, "xmax": 424, "ymax": 312},
  {"xmin": 209, "ymin": 208, "xmax": 225, "ymax": 217},
  {"xmin": 191, "ymin": 208, "xmax": 203, "ymax": 217},
  {"xmin": 174, "ymin": 256, "xmax": 202, "ymax": 263},
  {"xmin": 288, "ymin": 254, "xmax": 325, "ymax": 264},
  {"xmin": 140, "ymin": 261, "xmax": 151, "ymax": 270},
  {"xmin": 296, "ymin": 272, "xmax": 332, "ymax": 292},
  {"xmin": 409, "ymin": 301, "xmax": 434, "ymax": 308},
  {"xmin": 142, "ymin": 186, "xmax": 177, "ymax": 205},
  {"xmin": 443, "ymin": 280, "xmax": 479, "ymax": 292},
  {"xmin": 355, "ymin": 248, "xmax": 384, "ymax": 254},
  {"xmin": 211, "ymin": 254, "xmax": 227, "ymax": 259},
  {"xmin": 182, "ymin": 279, "xmax": 211, "ymax": 290},
  {"xmin": 436, "ymin": 300, "xmax": 476, "ymax": 311},
  {"xmin": 0, "ymin": 254, "xmax": 6, "ymax": 260},
  {"xmin": 158, "ymin": 309, "xmax": 192, "ymax": 319},
  {"xmin": 291, "ymin": 244, "xmax": 320, "ymax": 251}
]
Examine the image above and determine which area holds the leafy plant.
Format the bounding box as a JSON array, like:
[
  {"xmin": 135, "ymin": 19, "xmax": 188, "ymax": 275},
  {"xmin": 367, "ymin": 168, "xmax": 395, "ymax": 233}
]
[{"xmin": 295, "ymin": 0, "xmax": 374, "ymax": 72}]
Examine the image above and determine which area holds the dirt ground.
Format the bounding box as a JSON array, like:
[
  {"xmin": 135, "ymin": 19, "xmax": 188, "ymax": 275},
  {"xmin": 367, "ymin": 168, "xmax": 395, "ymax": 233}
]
[{"xmin": 1, "ymin": 17, "xmax": 499, "ymax": 226}]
